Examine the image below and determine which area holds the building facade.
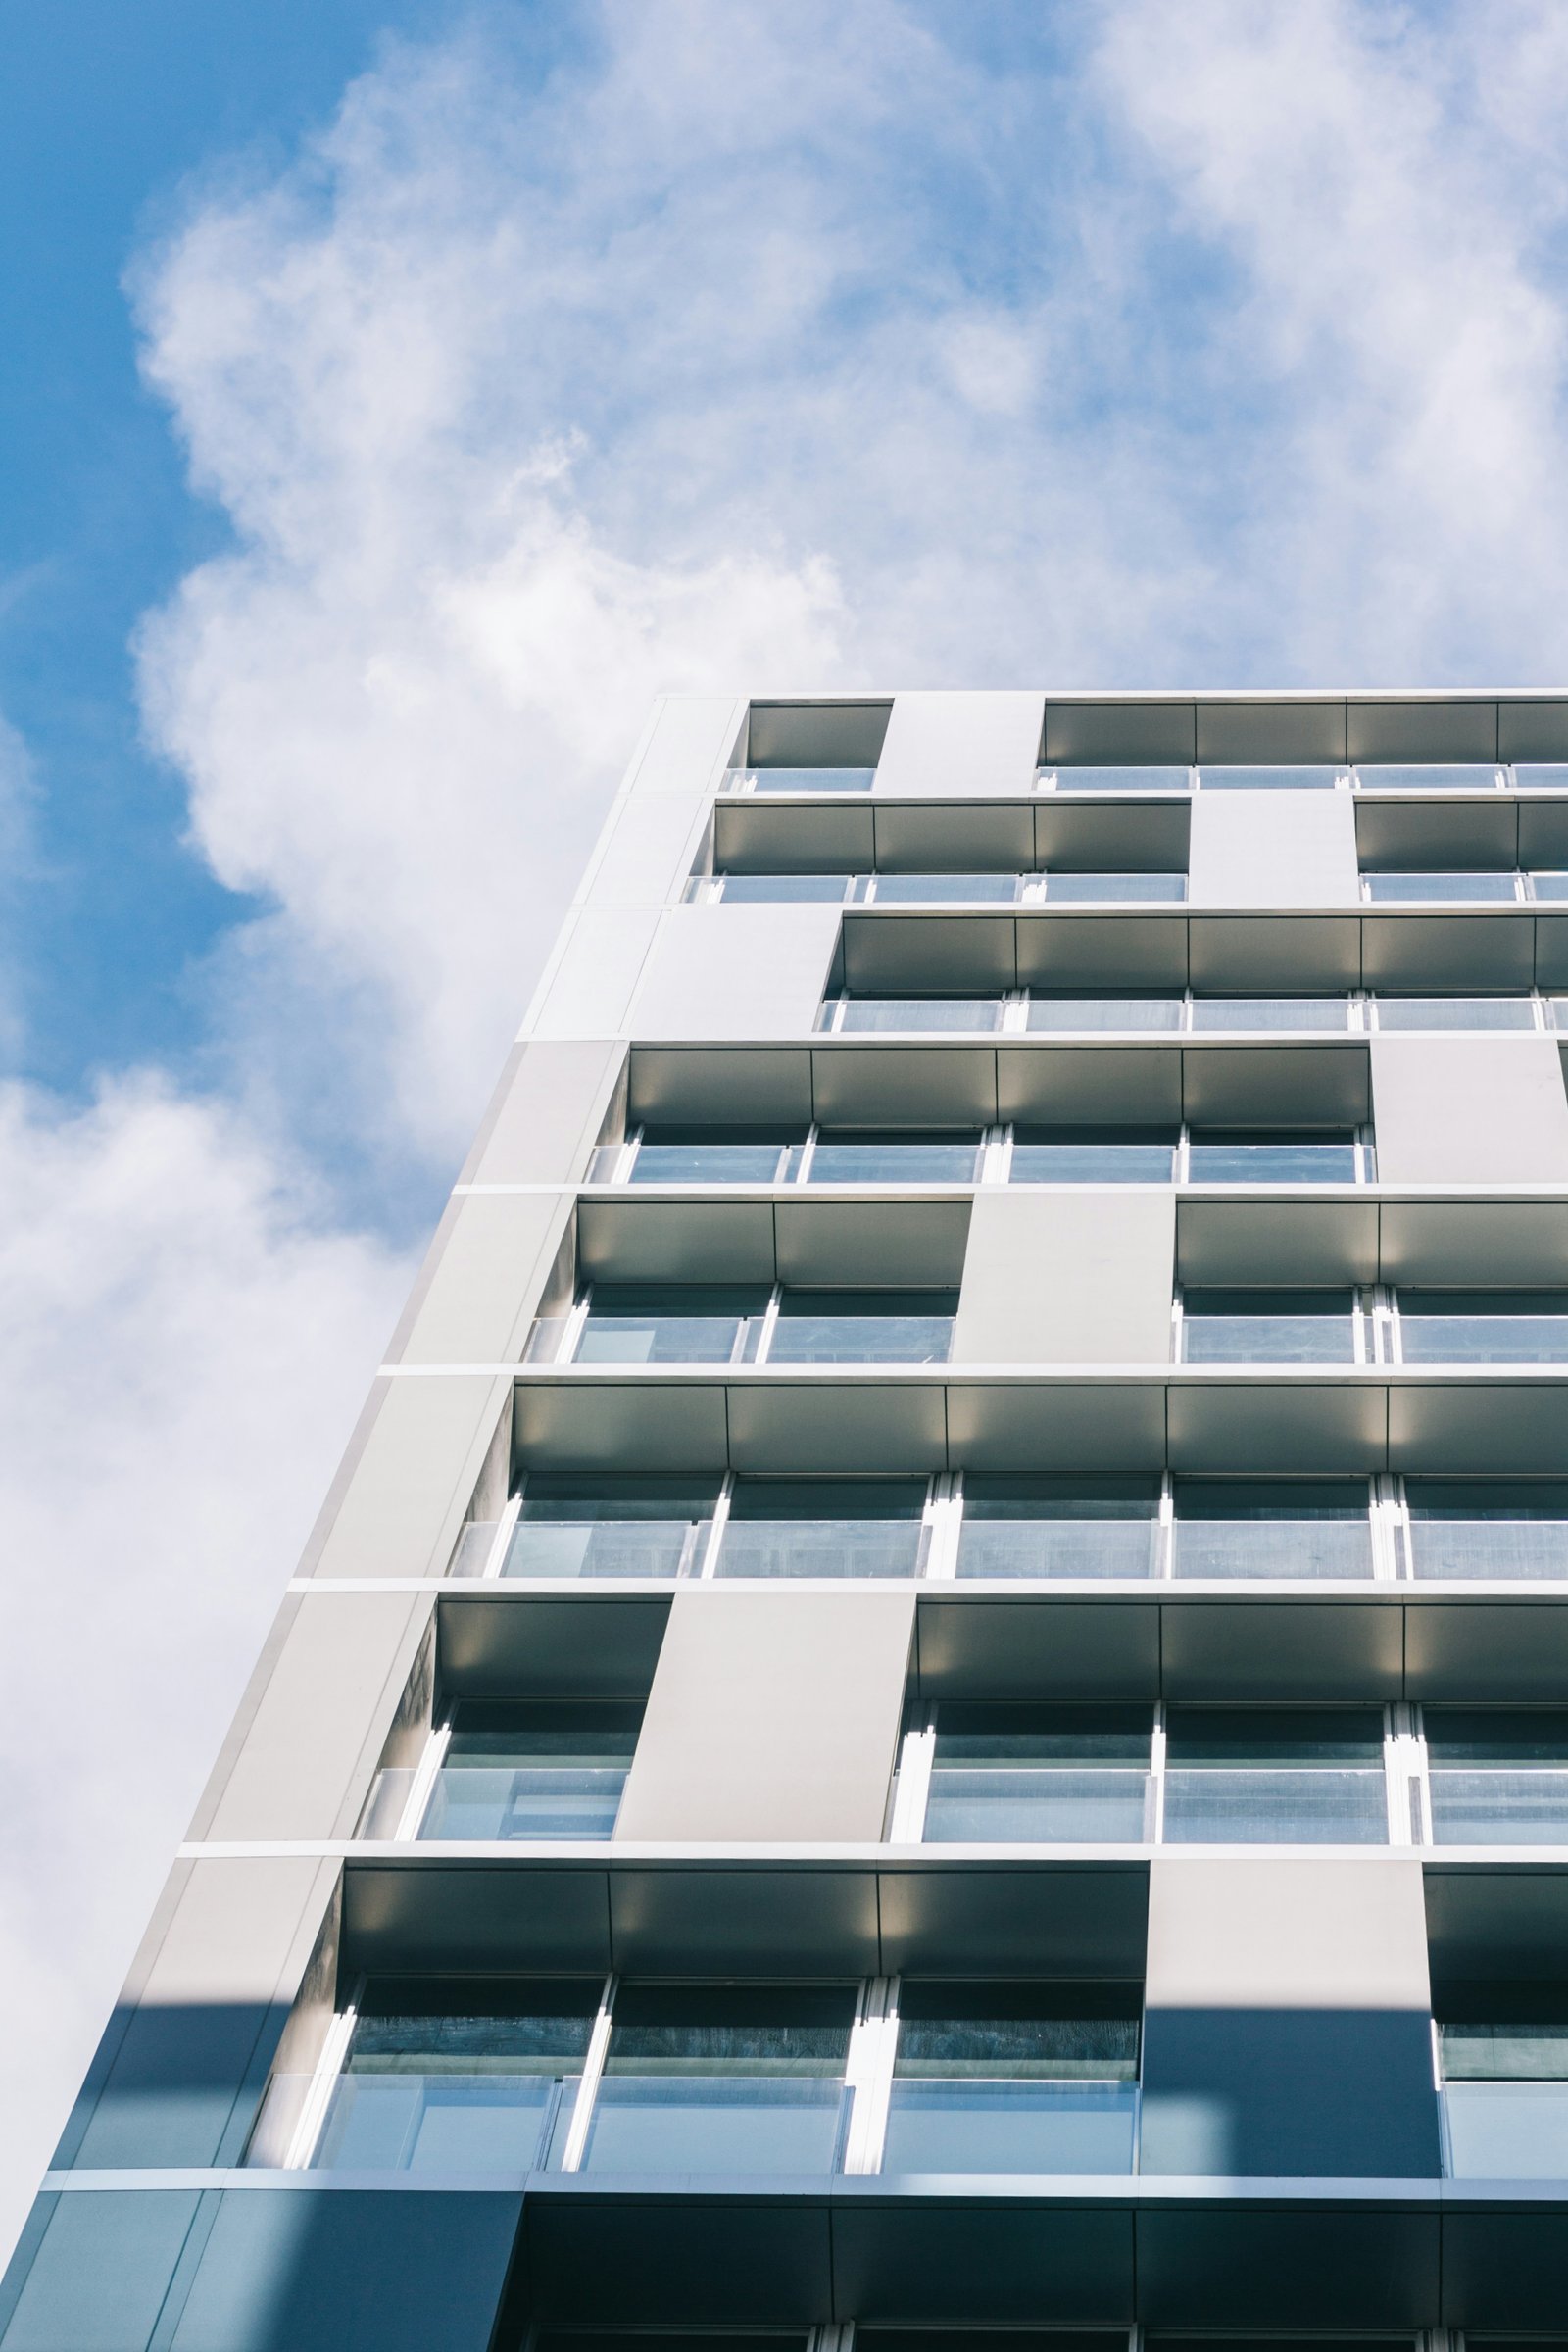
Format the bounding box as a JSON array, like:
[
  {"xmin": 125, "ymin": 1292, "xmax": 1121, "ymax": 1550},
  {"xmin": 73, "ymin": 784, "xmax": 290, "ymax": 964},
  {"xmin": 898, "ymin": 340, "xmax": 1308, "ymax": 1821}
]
[{"xmin": 11, "ymin": 689, "xmax": 1568, "ymax": 2349}]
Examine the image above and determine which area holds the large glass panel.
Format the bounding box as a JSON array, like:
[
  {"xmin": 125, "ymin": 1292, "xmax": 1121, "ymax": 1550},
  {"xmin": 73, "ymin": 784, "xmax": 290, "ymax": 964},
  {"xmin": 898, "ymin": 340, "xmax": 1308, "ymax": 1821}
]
[
  {"xmin": 1046, "ymin": 764, "xmax": 1191, "ymax": 791},
  {"xmin": 741, "ymin": 765, "xmax": 875, "ymax": 794},
  {"xmin": 870, "ymin": 873, "xmax": 1020, "ymax": 902},
  {"xmin": 1009, "ymin": 1128, "xmax": 1178, "ymax": 1183},
  {"xmin": 1198, "ymin": 764, "xmax": 1341, "ymax": 789},
  {"xmin": 1442, "ymin": 2003, "xmax": 1568, "ymax": 2175},
  {"xmin": 714, "ymin": 1478, "xmax": 927, "ymax": 1578},
  {"xmin": 1406, "ymin": 1480, "xmax": 1568, "ymax": 1579},
  {"xmin": 1374, "ymin": 997, "xmax": 1536, "ymax": 1030},
  {"xmin": 1189, "ymin": 998, "xmax": 1348, "ymax": 1030},
  {"xmin": 881, "ymin": 1982, "xmax": 1139, "ymax": 2174},
  {"xmin": 416, "ymin": 1703, "xmax": 642, "ymax": 1841},
  {"xmin": 1161, "ymin": 1708, "xmax": 1388, "ymax": 1843},
  {"xmin": 1171, "ymin": 1479, "xmax": 1373, "ymax": 1578},
  {"xmin": 1364, "ymin": 871, "xmax": 1519, "ymax": 901},
  {"xmin": 1426, "ymin": 1710, "xmax": 1568, "ymax": 1844},
  {"xmin": 628, "ymin": 1130, "xmax": 798, "ymax": 1185},
  {"xmin": 1026, "ymin": 997, "xmax": 1184, "ymax": 1031},
  {"xmin": 1397, "ymin": 1291, "xmax": 1568, "ymax": 1363},
  {"xmin": 807, "ymin": 1130, "xmax": 983, "ymax": 1185},
  {"xmin": 504, "ymin": 1478, "xmax": 718, "ymax": 1580},
  {"xmin": 580, "ymin": 1985, "xmax": 856, "ymax": 2174},
  {"xmin": 714, "ymin": 873, "xmax": 853, "ymax": 902},
  {"xmin": 837, "ymin": 998, "xmax": 1004, "ymax": 1032},
  {"xmin": 312, "ymin": 1980, "xmax": 598, "ymax": 2173},
  {"xmin": 1446, "ymin": 2082, "xmax": 1568, "ymax": 2176},
  {"xmin": 572, "ymin": 1285, "xmax": 769, "ymax": 1364},
  {"xmin": 1180, "ymin": 1289, "xmax": 1358, "ymax": 1363},
  {"xmin": 923, "ymin": 1704, "xmax": 1153, "ymax": 1842},
  {"xmin": 1186, "ymin": 1131, "xmax": 1360, "ymax": 1183},
  {"xmin": 1043, "ymin": 871, "xmax": 1187, "ymax": 901},
  {"xmin": 766, "ymin": 1290, "xmax": 956, "ymax": 1364},
  {"xmin": 956, "ymin": 1478, "xmax": 1161, "ymax": 1578},
  {"xmin": 1357, "ymin": 763, "xmax": 1503, "ymax": 789}
]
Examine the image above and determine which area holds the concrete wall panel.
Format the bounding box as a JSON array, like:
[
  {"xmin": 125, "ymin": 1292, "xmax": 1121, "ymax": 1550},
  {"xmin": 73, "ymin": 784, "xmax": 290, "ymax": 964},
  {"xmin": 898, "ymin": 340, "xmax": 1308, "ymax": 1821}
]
[
  {"xmin": 1371, "ymin": 1035, "xmax": 1568, "ymax": 1185},
  {"xmin": 873, "ymin": 692, "xmax": 1043, "ymax": 798},
  {"xmin": 1188, "ymin": 790, "xmax": 1360, "ymax": 909},
  {"xmin": 953, "ymin": 1190, "xmax": 1176, "ymax": 1365}
]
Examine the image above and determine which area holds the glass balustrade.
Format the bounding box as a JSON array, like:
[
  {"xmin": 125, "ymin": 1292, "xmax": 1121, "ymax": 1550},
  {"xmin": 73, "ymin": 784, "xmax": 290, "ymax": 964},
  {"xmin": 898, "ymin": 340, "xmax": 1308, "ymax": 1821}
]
[
  {"xmin": 571, "ymin": 1286, "xmax": 770, "ymax": 1365},
  {"xmin": 713, "ymin": 1479, "xmax": 927, "ymax": 1578},
  {"xmin": 713, "ymin": 873, "xmax": 855, "ymax": 902},
  {"xmin": 1185, "ymin": 1133, "xmax": 1363, "ymax": 1183},
  {"xmin": 1426, "ymin": 1711, "xmax": 1568, "ymax": 1844},
  {"xmin": 1363, "ymin": 871, "xmax": 1520, "ymax": 901},
  {"xmin": 503, "ymin": 1479, "xmax": 717, "ymax": 1579},
  {"xmin": 416, "ymin": 1704, "xmax": 641, "ymax": 1841},
  {"xmin": 1160, "ymin": 1709, "xmax": 1389, "ymax": 1843},
  {"xmin": 835, "ymin": 998, "xmax": 1004, "ymax": 1032},
  {"xmin": 1405, "ymin": 1481, "xmax": 1568, "ymax": 1579},
  {"xmin": 1188, "ymin": 998, "xmax": 1349, "ymax": 1030},
  {"xmin": 880, "ymin": 1984, "xmax": 1139, "ymax": 2174},
  {"xmin": 766, "ymin": 1291, "xmax": 956, "ymax": 1365},
  {"xmin": 1009, "ymin": 1129, "xmax": 1178, "ymax": 1183},
  {"xmin": 955, "ymin": 1479, "xmax": 1161, "ymax": 1578},
  {"xmin": 805, "ymin": 1131, "xmax": 983, "ymax": 1184},
  {"xmin": 1396, "ymin": 1292, "xmax": 1568, "ymax": 1362},
  {"xmin": 1197, "ymin": 764, "xmax": 1342, "ymax": 789},
  {"xmin": 1041, "ymin": 871, "xmax": 1186, "ymax": 901},
  {"xmin": 1443, "ymin": 2017, "xmax": 1568, "ymax": 2176},
  {"xmin": 922, "ymin": 1705, "xmax": 1154, "ymax": 1842},
  {"xmin": 1374, "ymin": 998, "xmax": 1536, "ymax": 1030},
  {"xmin": 735, "ymin": 765, "xmax": 876, "ymax": 793},
  {"xmin": 1044, "ymin": 765, "xmax": 1191, "ymax": 791},
  {"xmin": 627, "ymin": 1132, "xmax": 800, "ymax": 1184},
  {"xmin": 869, "ymin": 873, "xmax": 1021, "ymax": 903},
  {"xmin": 1026, "ymin": 997, "xmax": 1184, "ymax": 1031},
  {"xmin": 1357, "ymin": 764, "xmax": 1503, "ymax": 789},
  {"xmin": 1180, "ymin": 1290, "xmax": 1361, "ymax": 1363},
  {"xmin": 1170, "ymin": 1479, "xmax": 1373, "ymax": 1578}
]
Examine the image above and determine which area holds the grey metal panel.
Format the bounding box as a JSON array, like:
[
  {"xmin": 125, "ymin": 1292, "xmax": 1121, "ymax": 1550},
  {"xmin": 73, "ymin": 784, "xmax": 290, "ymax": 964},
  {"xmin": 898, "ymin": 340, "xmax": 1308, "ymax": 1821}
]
[
  {"xmin": 437, "ymin": 1595, "xmax": 672, "ymax": 1699},
  {"xmin": 1045, "ymin": 701, "xmax": 1196, "ymax": 765},
  {"xmin": 1195, "ymin": 699, "xmax": 1348, "ymax": 763},
  {"xmin": 1175, "ymin": 1198, "xmax": 1379, "ymax": 1287},
  {"xmin": 1034, "ymin": 798, "xmax": 1190, "ymax": 871},
  {"xmin": 205, "ymin": 1595, "xmax": 425, "ymax": 1840},
  {"xmin": 876, "ymin": 1861, "xmax": 1150, "ymax": 1975},
  {"xmin": 1371, "ymin": 1036, "xmax": 1568, "ymax": 1183},
  {"xmin": 391, "ymin": 1193, "xmax": 567, "ymax": 1366},
  {"xmin": 1405, "ymin": 1601, "xmax": 1568, "ymax": 1701},
  {"xmin": 1534, "ymin": 915, "xmax": 1568, "ymax": 989},
  {"xmin": 872, "ymin": 691, "xmax": 1043, "ymax": 797},
  {"xmin": 944, "ymin": 1378, "xmax": 1168, "ymax": 1471},
  {"xmin": 871, "ymin": 800, "xmax": 1033, "ymax": 871},
  {"xmin": 1135, "ymin": 2202, "xmax": 1440, "ymax": 2330},
  {"xmin": 998, "ymin": 1044, "xmax": 1183, "ymax": 1127},
  {"xmin": 1519, "ymin": 796, "xmax": 1568, "ymax": 865},
  {"xmin": 1167, "ymin": 1378, "xmax": 1388, "ymax": 1472},
  {"xmin": 724, "ymin": 1378, "xmax": 949, "ymax": 1472},
  {"xmin": 771, "ymin": 1197, "xmax": 971, "ymax": 1289},
  {"xmin": 341, "ymin": 1860, "xmax": 613, "ymax": 1974},
  {"xmin": 609, "ymin": 1867, "xmax": 880, "ymax": 1976},
  {"xmin": 1441, "ymin": 2206, "xmax": 1568, "ymax": 2332},
  {"xmin": 630, "ymin": 1046, "xmax": 814, "ymax": 1127},
  {"xmin": 577, "ymin": 1198, "xmax": 778, "ymax": 1285},
  {"xmin": 1187, "ymin": 913, "xmax": 1362, "ymax": 990},
  {"xmin": 461, "ymin": 1041, "xmax": 623, "ymax": 1186},
  {"xmin": 1389, "ymin": 1379, "xmax": 1568, "ymax": 1472},
  {"xmin": 1362, "ymin": 909, "xmax": 1533, "ymax": 990},
  {"xmin": 1188, "ymin": 791, "xmax": 1361, "ymax": 909},
  {"xmin": 810, "ymin": 1043, "xmax": 999, "ymax": 1127},
  {"xmin": 614, "ymin": 1588, "xmax": 913, "ymax": 1842},
  {"xmin": 513, "ymin": 1378, "xmax": 729, "ymax": 1473},
  {"xmin": 747, "ymin": 699, "xmax": 891, "ymax": 767},
  {"xmin": 832, "ymin": 2197, "xmax": 1136, "ymax": 2323},
  {"xmin": 953, "ymin": 1190, "xmax": 1175, "ymax": 1365},
  {"xmin": 915, "ymin": 1595, "xmax": 1160, "ymax": 1698},
  {"xmin": 1355, "ymin": 795, "xmax": 1518, "ymax": 869},
  {"xmin": 840, "ymin": 913, "xmax": 1016, "ymax": 994},
  {"xmin": 1348, "ymin": 699, "xmax": 1498, "ymax": 761},
  {"xmin": 525, "ymin": 2192, "xmax": 833, "ymax": 2326},
  {"xmin": 1015, "ymin": 912, "xmax": 1189, "ymax": 989},
  {"xmin": 1159, "ymin": 1599, "xmax": 1402, "ymax": 1700},
  {"xmin": 712, "ymin": 799, "xmax": 875, "ymax": 873},
  {"xmin": 307, "ymin": 1374, "xmax": 511, "ymax": 1579},
  {"xmin": 1501, "ymin": 697, "xmax": 1568, "ymax": 760},
  {"xmin": 630, "ymin": 906, "xmax": 840, "ymax": 1041},
  {"xmin": 530, "ymin": 907, "xmax": 663, "ymax": 1039},
  {"xmin": 1378, "ymin": 1198, "xmax": 1568, "ymax": 1286},
  {"xmin": 1180, "ymin": 1043, "xmax": 1370, "ymax": 1126},
  {"xmin": 1425, "ymin": 1864, "xmax": 1568, "ymax": 1984}
]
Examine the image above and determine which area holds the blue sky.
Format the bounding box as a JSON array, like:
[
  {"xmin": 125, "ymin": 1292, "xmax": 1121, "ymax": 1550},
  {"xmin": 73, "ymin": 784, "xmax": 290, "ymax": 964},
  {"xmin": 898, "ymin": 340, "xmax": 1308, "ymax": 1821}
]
[{"xmin": 9, "ymin": 0, "xmax": 1568, "ymax": 2268}]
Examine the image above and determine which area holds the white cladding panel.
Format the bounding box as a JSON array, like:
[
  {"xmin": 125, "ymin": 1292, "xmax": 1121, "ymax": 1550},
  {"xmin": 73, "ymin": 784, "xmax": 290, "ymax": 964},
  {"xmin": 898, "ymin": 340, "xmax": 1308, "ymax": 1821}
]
[
  {"xmin": 1371, "ymin": 1035, "xmax": 1568, "ymax": 1185},
  {"xmin": 630, "ymin": 904, "xmax": 841, "ymax": 1040},
  {"xmin": 874, "ymin": 691, "xmax": 1043, "ymax": 798},
  {"xmin": 953, "ymin": 1189, "xmax": 1176, "ymax": 1364},
  {"xmin": 1187, "ymin": 789, "xmax": 1361, "ymax": 908}
]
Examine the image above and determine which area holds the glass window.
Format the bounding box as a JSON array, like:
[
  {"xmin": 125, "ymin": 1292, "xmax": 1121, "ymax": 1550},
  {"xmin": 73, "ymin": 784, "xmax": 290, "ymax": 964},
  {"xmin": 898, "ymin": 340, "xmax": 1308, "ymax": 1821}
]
[
  {"xmin": 1188, "ymin": 998, "xmax": 1349, "ymax": 1030},
  {"xmin": 628, "ymin": 1130, "xmax": 799, "ymax": 1185},
  {"xmin": 923, "ymin": 1703, "xmax": 1153, "ymax": 1842},
  {"xmin": 741, "ymin": 765, "xmax": 875, "ymax": 794},
  {"xmin": 766, "ymin": 1289, "xmax": 956, "ymax": 1364},
  {"xmin": 1533, "ymin": 870, "xmax": 1568, "ymax": 899},
  {"xmin": 1425, "ymin": 1710, "xmax": 1568, "ymax": 1844},
  {"xmin": 714, "ymin": 1478, "xmax": 927, "ymax": 1579},
  {"xmin": 1187, "ymin": 1130, "xmax": 1362, "ymax": 1183},
  {"xmin": 1171, "ymin": 1479, "xmax": 1373, "ymax": 1579},
  {"xmin": 881, "ymin": 1981, "xmax": 1140, "ymax": 2175},
  {"xmin": 504, "ymin": 1478, "xmax": 717, "ymax": 1580},
  {"xmin": 807, "ymin": 1130, "xmax": 983, "ymax": 1185},
  {"xmin": 1161, "ymin": 1708, "xmax": 1389, "ymax": 1844},
  {"xmin": 1374, "ymin": 997, "xmax": 1536, "ymax": 1030},
  {"xmin": 870, "ymin": 872, "xmax": 1020, "ymax": 902},
  {"xmin": 1397, "ymin": 1290, "xmax": 1568, "ymax": 1363},
  {"xmin": 572, "ymin": 1286, "xmax": 769, "ymax": 1365},
  {"xmin": 416, "ymin": 1703, "xmax": 642, "ymax": 1841},
  {"xmin": 1179, "ymin": 1289, "xmax": 1360, "ymax": 1363},
  {"xmin": 1043, "ymin": 871, "xmax": 1187, "ymax": 901},
  {"xmin": 579, "ymin": 1984, "xmax": 857, "ymax": 2174},
  {"xmin": 714, "ymin": 873, "xmax": 853, "ymax": 902},
  {"xmin": 1364, "ymin": 870, "xmax": 1520, "ymax": 901},
  {"xmin": 1406, "ymin": 1480, "xmax": 1568, "ymax": 1580},
  {"xmin": 1010, "ymin": 1126, "xmax": 1178, "ymax": 1183},
  {"xmin": 1441, "ymin": 1989, "xmax": 1568, "ymax": 2177},
  {"xmin": 1357, "ymin": 763, "xmax": 1503, "ymax": 789},
  {"xmin": 312, "ymin": 1979, "xmax": 598, "ymax": 2173},
  {"xmin": 837, "ymin": 998, "xmax": 1004, "ymax": 1032},
  {"xmin": 1046, "ymin": 764, "xmax": 1191, "ymax": 791},
  {"xmin": 1198, "ymin": 764, "xmax": 1342, "ymax": 789},
  {"xmin": 1026, "ymin": 996, "xmax": 1184, "ymax": 1031},
  {"xmin": 956, "ymin": 1478, "xmax": 1161, "ymax": 1578}
]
